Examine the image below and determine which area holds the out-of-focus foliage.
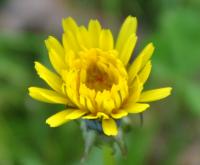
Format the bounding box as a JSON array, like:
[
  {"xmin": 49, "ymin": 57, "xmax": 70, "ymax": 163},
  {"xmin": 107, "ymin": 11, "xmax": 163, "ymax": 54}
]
[
  {"xmin": 0, "ymin": 0, "xmax": 200, "ymax": 164},
  {"xmin": 152, "ymin": 7, "xmax": 200, "ymax": 116}
]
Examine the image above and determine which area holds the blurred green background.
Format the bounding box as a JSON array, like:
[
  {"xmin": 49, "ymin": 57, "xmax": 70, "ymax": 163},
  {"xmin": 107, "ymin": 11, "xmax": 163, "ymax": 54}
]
[{"xmin": 0, "ymin": 0, "xmax": 200, "ymax": 164}]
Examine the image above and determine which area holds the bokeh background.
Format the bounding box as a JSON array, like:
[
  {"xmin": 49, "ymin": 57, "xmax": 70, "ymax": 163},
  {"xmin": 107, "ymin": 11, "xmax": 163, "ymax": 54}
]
[{"xmin": 0, "ymin": 0, "xmax": 200, "ymax": 164}]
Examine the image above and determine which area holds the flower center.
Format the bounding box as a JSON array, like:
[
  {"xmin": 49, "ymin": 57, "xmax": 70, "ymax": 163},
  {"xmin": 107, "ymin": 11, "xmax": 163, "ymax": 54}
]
[
  {"xmin": 64, "ymin": 48, "xmax": 129, "ymax": 112},
  {"xmin": 85, "ymin": 64, "xmax": 115, "ymax": 92}
]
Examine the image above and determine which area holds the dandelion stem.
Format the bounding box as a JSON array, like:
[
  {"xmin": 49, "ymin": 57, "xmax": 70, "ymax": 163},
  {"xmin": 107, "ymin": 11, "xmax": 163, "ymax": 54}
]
[{"xmin": 103, "ymin": 145, "xmax": 115, "ymax": 165}]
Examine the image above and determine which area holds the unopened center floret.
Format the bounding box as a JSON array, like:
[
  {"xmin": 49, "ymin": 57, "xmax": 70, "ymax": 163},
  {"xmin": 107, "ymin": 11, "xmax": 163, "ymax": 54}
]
[{"xmin": 85, "ymin": 63, "xmax": 116, "ymax": 91}]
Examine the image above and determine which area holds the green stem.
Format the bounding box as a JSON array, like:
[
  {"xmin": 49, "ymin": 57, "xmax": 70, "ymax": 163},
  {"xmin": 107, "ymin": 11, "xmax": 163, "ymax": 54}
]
[{"xmin": 103, "ymin": 145, "xmax": 115, "ymax": 165}]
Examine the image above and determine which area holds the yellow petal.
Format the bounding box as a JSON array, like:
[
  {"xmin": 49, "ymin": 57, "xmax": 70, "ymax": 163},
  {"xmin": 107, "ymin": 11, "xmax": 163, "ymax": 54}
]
[
  {"xmin": 138, "ymin": 61, "xmax": 152, "ymax": 84},
  {"xmin": 65, "ymin": 50, "xmax": 76, "ymax": 69},
  {"xmin": 128, "ymin": 77, "xmax": 143, "ymax": 103},
  {"xmin": 45, "ymin": 36, "xmax": 64, "ymax": 58},
  {"xmin": 128, "ymin": 51, "xmax": 143, "ymax": 84},
  {"xmin": 62, "ymin": 30, "xmax": 79, "ymax": 51},
  {"xmin": 97, "ymin": 112, "xmax": 109, "ymax": 119},
  {"xmin": 76, "ymin": 26, "xmax": 91, "ymax": 49},
  {"xmin": 86, "ymin": 97, "xmax": 96, "ymax": 113},
  {"xmin": 88, "ymin": 19, "xmax": 101, "ymax": 48},
  {"xmin": 95, "ymin": 91, "xmax": 104, "ymax": 110},
  {"xmin": 111, "ymin": 85, "xmax": 121, "ymax": 109},
  {"xmin": 48, "ymin": 49, "xmax": 66, "ymax": 74},
  {"xmin": 79, "ymin": 68, "xmax": 87, "ymax": 83},
  {"xmin": 79, "ymin": 83, "xmax": 96, "ymax": 112},
  {"xmin": 128, "ymin": 43, "xmax": 154, "ymax": 84},
  {"xmin": 82, "ymin": 112, "xmax": 109, "ymax": 120},
  {"xmin": 46, "ymin": 110, "xmax": 70, "ymax": 127},
  {"xmin": 139, "ymin": 87, "xmax": 172, "ymax": 102},
  {"xmin": 79, "ymin": 96, "xmax": 95, "ymax": 113},
  {"xmin": 28, "ymin": 87, "xmax": 68, "ymax": 104},
  {"xmin": 103, "ymin": 98, "xmax": 115, "ymax": 114},
  {"xmin": 102, "ymin": 118, "xmax": 118, "ymax": 136},
  {"xmin": 123, "ymin": 103, "xmax": 149, "ymax": 113},
  {"xmin": 65, "ymin": 109, "xmax": 87, "ymax": 120},
  {"xmin": 34, "ymin": 62, "xmax": 63, "ymax": 93},
  {"xmin": 62, "ymin": 17, "xmax": 78, "ymax": 33},
  {"xmin": 118, "ymin": 80, "xmax": 129, "ymax": 102},
  {"xmin": 99, "ymin": 29, "xmax": 114, "ymax": 51},
  {"xmin": 82, "ymin": 114, "xmax": 98, "ymax": 119},
  {"xmin": 111, "ymin": 110, "xmax": 128, "ymax": 119},
  {"xmin": 119, "ymin": 34, "xmax": 137, "ymax": 66},
  {"xmin": 139, "ymin": 43, "xmax": 155, "ymax": 70},
  {"xmin": 116, "ymin": 16, "xmax": 137, "ymax": 53},
  {"xmin": 62, "ymin": 70, "xmax": 80, "ymax": 106}
]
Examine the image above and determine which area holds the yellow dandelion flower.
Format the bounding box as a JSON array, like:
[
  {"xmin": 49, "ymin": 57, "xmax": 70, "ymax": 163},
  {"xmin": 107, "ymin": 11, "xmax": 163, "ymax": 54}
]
[{"xmin": 28, "ymin": 16, "xmax": 172, "ymax": 136}]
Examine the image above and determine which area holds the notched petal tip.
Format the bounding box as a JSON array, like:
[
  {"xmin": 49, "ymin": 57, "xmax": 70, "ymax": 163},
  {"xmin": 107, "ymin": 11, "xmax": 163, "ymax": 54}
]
[
  {"xmin": 125, "ymin": 15, "xmax": 137, "ymax": 25},
  {"xmin": 45, "ymin": 120, "xmax": 56, "ymax": 128},
  {"xmin": 62, "ymin": 16, "xmax": 74, "ymax": 22},
  {"xmin": 164, "ymin": 87, "xmax": 173, "ymax": 96},
  {"xmin": 28, "ymin": 87, "xmax": 38, "ymax": 96},
  {"xmin": 34, "ymin": 61, "xmax": 42, "ymax": 72},
  {"xmin": 148, "ymin": 42, "xmax": 155, "ymax": 48},
  {"xmin": 28, "ymin": 87, "xmax": 33, "ymax": 94},
  {"xmin": 62, "ymin": 17, "xmax": 78, "ymax": 32},
  {"xmin": 88, "ymin": 19, "xmax": 101, "ymax": 26},
  {"xmin": 45, "ymin": 36, "xmax": 56, "ymax": 44}
]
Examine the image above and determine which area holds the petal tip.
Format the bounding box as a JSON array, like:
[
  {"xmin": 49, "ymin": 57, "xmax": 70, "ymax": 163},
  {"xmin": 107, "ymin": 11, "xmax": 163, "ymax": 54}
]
[
  {"xmin": 166, "ymin": 87, "xmax": 173, "ymax": 95},
  {"xmin": 145, "ymin": 104, "xmax": 150, "ymax": 108},
  {"xmin": 34, "ymin": 61, "xmax": 41, "ymax": 71},
  {"xmin": 126, "ymin": 15, "xmax": 137, "ymax": 21},
  {"xmin": 28, "ymin": 87, "xmax": 34, "ymax": 93},
  {"xmin": 102, "ymin": 118, "xmax": 118, "ymax": 136},
  {"xmin": 45, "ymin": 119, "xmax": 55, "ymax": 127}
]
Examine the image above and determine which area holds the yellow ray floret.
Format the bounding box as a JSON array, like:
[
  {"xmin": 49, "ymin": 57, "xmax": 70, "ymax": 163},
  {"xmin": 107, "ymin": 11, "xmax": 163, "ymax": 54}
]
[{"xmin": 29, "ymin": 16, "xmax": 172, "ymax": 136}]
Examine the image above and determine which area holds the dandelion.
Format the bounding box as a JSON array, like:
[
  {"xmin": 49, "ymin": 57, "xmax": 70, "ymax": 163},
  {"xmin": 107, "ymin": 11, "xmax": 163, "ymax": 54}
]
[{"xmin": 28, "ymin": 16, "xmax": 172, "ymax": 136}]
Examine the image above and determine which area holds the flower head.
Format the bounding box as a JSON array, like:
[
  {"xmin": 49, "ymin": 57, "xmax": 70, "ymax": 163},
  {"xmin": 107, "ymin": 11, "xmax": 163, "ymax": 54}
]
[{"xmin": 29, "ymin": 16, "xmax": 172, "ymax": 136}]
